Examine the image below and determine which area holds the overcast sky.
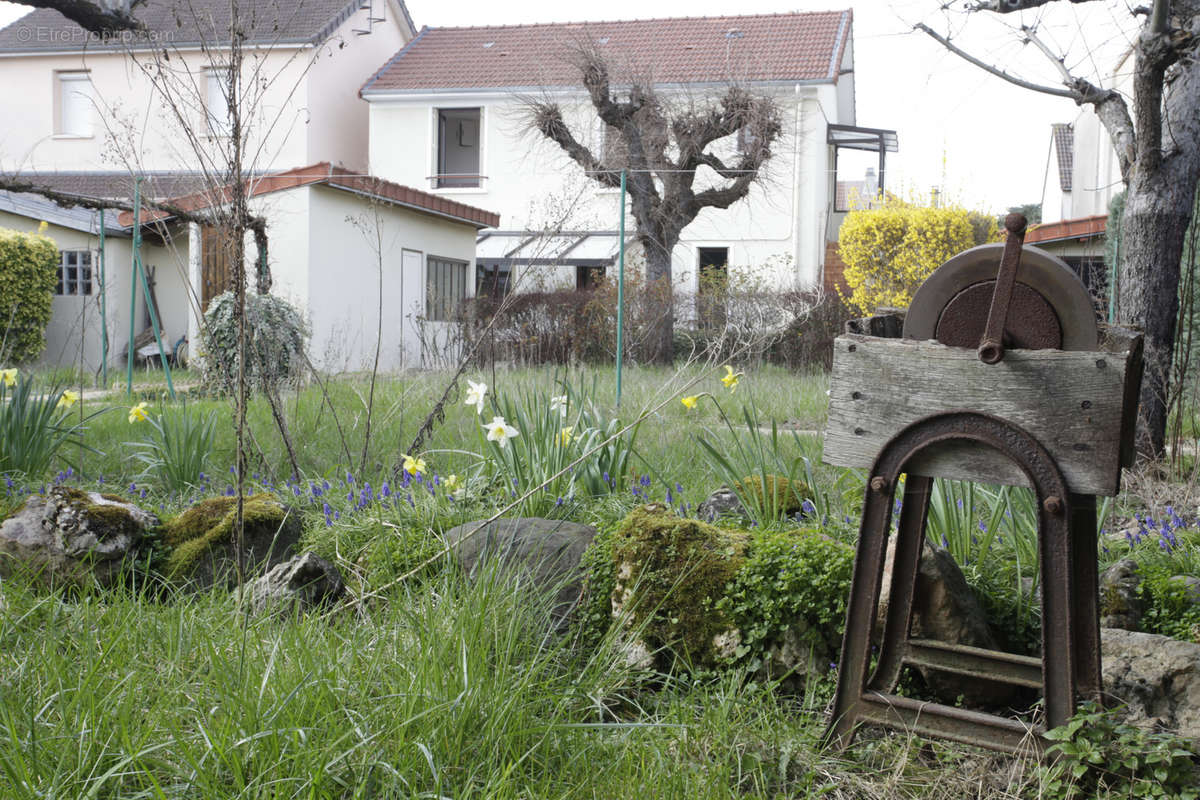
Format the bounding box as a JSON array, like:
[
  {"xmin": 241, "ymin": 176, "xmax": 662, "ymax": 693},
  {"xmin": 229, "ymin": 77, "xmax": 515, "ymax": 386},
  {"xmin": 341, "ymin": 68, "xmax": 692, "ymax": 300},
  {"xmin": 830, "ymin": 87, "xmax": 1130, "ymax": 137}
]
[{"xmin": 0, "ymin": 0, "xmax": 1138, "ymax": 213}]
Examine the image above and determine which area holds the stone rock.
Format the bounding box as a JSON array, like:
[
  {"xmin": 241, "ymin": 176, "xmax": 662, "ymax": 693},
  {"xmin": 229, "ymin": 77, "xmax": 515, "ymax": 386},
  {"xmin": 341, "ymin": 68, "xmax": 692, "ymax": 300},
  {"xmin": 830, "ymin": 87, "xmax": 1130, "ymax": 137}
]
[
  {"xmin": 1099, "ymin": 558, "xmax": 1144, "ymax": 630},
  {"xmin": 444, "ymin": 517, "xmax": 596, "ymax": 627},
  {"xmin": 0, "ymin": 488, "xmax": 157, "ymax": 589},
  {"xmin": 1102, "ymin": 627, "xmax": 1200, "ymax": 740},
  {"xmin": 161, "ymin": 494, "xmax": 301, "ymax": 590},
  {"xmin": 696, "ymin": 487, "xmax": 745, "ymax": 523},
  {"xmin": 241, "ymin": 553, "xmax": 346, "ymax": 615},
  {"xmin": 879, "ymin": 536, "xmax": 1013, "ymax": 706}
]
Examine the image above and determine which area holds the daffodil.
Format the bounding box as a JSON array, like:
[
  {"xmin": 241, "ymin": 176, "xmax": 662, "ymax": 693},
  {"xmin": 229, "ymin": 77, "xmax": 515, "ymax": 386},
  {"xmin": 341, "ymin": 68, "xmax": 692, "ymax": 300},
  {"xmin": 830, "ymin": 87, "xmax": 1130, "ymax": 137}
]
[
  {"xmin": 721, "ymin": 365, "xmax": 743, "ymax": 393},
  {"xmin": 128, "ymin": 401, "xmax": 150, "ymax": 423},
  {"xmin": 484, "ymin": 415, "xmax": 520, "ymax": 448},
  {"xmin": 0, "ymin": 368, "xmax": 16, "ymax": 388},
  {"xmin": 402, "ymin": 454, "xmax": 427, "ymax": 476},
  {"xmin": 559, "ymin": 426, "xmax": 575, "ymax": 446},
  {"xmin": 444, "ymin": 474, "xmax": 460, "ymax": 491},
  {"xmin": 57, "ymin": 389, "xmax": 79, "ymax": 409},
  {"xmin": 549, "ymin": 395, "xmax": 568, "ymax": 419},
  {"xmin": 464, "ymin": 379, "xmax": 488, "ymax": 415},
  {"xmin": 681, "ymin": 395, "xmax": 699, "ymax": 410}
]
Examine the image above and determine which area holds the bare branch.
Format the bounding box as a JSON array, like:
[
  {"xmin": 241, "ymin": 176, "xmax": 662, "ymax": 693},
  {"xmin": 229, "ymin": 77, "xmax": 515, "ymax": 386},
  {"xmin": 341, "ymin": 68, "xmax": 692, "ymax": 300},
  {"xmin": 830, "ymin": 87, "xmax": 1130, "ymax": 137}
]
[
  {"xmin": 914, "ymin": 22, "xmax": 1079, "ymax": 98},
  {"xmin": 12, "ymin": 0, "xmax": 146, "ymax": 33},
  {"xmin": 967, "ymin": 0, "xmax": 1102, "ymax": 12},
  {"xmin": 528, "ymin": 101, "xmax": 622, "ymax": 188}
]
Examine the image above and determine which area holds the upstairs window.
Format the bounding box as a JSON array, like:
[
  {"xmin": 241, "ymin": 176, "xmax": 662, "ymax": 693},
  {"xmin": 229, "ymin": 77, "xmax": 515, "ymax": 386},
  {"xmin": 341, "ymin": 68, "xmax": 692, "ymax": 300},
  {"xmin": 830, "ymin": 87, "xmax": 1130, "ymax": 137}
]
[
  {"xmin": 436, "ymin": 108, "xmax": 481, "ymax": 188},
  {"xmin": 426, "ymin": 256, "xmax": 469, "ymax": 321},
  {"xmin": 206, "ymin": 67, "xmax": 232, "ymax": 137},
  {"xmin": 56, "ymin": 250, "xmax": 93, "ymax": 296},
  {"xmin": 57, "ymin": 71, "xmax": 94, "ymax": 137}
]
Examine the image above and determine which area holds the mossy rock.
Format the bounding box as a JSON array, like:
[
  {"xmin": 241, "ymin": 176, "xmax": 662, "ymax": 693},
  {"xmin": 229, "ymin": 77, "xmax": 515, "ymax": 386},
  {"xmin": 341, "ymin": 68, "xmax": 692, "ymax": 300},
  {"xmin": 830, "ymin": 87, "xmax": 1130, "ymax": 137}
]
[
  {"xmin": 0, "ymin": 487, "xmax": 157, "ymax": 590},
  {"xmin": 732, "ymin": 474, "xmax": 809, "ymax": 516},
  {"xmin": 610, "ymin": 504, "xmax": 748, "ymax": 667},
  {"xmin": 161, "ymin": 494, "xmax": 301, "ymax": 590}
]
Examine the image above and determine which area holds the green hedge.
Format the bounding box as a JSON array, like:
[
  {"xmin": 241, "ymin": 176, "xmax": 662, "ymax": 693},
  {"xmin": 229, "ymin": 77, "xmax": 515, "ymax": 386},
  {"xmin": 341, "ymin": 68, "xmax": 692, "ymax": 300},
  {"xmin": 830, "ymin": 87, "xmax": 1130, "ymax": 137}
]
[{"xmin": 0, "ymin": 228, "xmax": 58, "ymax": 364}]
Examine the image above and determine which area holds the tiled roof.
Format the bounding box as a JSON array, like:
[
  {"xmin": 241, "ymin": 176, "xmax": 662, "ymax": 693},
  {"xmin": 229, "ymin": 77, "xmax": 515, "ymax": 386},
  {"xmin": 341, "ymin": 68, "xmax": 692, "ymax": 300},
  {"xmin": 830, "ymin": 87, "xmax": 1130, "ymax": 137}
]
[
  {"xmin": 1052, "ymin": 123, "xmax": 1073, "ymax": 192},
  {"xmin": 5, "ymin": 171, "xmax": 228, "ymax": 203},
  {"xmin": 0, "ymin": 0, "xmax": 412, "ymax": 52},
  {"xmin": 1026, "ymin": 214, "xmax": 1106, "ymax": 245},
  {"xmin": 120, "ymin": 163, "xmax": 500, "ymax": 229},
  {"xmin": 362, "ymin": 10, "xmax": 852, "ymax": 94}
]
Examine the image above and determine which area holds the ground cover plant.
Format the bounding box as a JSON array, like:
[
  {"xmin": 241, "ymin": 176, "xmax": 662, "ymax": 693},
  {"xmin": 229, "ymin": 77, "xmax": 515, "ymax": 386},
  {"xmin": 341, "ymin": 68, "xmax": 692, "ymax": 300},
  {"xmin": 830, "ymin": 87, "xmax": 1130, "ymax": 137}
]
[{"xmin": 2, "ymin": 362, "xmax": 1199, "ymax": 797}]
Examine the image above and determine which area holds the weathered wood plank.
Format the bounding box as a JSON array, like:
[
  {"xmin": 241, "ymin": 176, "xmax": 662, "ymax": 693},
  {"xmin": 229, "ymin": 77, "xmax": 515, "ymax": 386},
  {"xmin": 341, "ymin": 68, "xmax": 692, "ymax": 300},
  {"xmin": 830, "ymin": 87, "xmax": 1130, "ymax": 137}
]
[{"xmin": 822, "ymin": 335, "xmax": 1140, "ymax": 496}]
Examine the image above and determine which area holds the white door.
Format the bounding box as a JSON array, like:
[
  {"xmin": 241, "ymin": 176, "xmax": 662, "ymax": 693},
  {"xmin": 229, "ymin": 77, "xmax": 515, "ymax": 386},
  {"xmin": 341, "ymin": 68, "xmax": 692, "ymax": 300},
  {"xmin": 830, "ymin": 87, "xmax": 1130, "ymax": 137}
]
[{"xmin": 400, "ymin": 249, "xmax": 423, "ymax": 368}]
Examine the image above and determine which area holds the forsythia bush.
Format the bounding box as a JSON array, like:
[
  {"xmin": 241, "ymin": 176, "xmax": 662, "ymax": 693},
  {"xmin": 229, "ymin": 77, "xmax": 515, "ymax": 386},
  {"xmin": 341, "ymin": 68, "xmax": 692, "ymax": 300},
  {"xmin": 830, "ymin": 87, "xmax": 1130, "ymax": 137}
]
[
  {"xmin": 0, "ymin": 227, "xmax": 58, "ymax": 363},
  {"xmin": 838, "ymin": 198, "xmax": 995, "ymax": 315}
]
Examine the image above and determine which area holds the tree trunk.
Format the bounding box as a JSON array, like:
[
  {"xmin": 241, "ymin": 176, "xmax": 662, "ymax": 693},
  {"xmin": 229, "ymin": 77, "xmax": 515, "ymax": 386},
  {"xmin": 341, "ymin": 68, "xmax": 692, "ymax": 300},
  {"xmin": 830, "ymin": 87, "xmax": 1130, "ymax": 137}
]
[
  {"xmin": 640, "ymin": 230, "xmax": 675, "ymax": 364},
  {"xmin": 1118, "ymin": 179, "xmax": 1195, "ymax": 457}
]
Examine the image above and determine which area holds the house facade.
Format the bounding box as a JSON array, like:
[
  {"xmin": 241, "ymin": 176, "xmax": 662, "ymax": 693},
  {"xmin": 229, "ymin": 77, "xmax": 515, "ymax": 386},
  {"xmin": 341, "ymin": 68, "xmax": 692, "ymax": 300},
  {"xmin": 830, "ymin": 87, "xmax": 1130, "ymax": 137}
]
[
  {"xmin": 0, "ymin": 1, "xmax": 502, "ymax": 374},
  {"xmin": 360, "ymin": 12, "xmax": 881, "ymax": 304}
]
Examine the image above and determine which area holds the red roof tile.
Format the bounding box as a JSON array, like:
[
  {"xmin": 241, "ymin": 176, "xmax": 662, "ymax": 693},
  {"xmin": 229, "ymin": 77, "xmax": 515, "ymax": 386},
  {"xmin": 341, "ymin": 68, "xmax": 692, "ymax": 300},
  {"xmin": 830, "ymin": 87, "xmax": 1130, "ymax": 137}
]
[
  {"xmin": 118, "ymin": 163, "xmax": 500, "ymax": 229},
  {"xmin": 1025, "ymin": 214, "xmax": 1106, "ymax": 245},
  {"xmin": 362, "ymin": 11, "xmax": 852, "ymax": 94}
]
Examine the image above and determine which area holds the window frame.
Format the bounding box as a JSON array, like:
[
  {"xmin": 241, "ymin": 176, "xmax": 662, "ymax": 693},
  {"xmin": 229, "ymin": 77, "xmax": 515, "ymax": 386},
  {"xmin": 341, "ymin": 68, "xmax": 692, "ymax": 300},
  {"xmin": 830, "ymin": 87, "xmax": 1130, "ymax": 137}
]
[
  {"xmin": 56, "ymin": 249, "xmax": 94, "ymax": 297},
  {"xmin": 55, "ymin": 70, "xmax": 94, "ymax": 138},
  {"xmin": 205, "ymin": 66, "xmax": 232, "ymax": 138},
  {"xmin": 425, "ymin": 255, "xmax": 470, "ymax": 321},
  {"xmin": 434, "ymin": 107, "xmax": 483, "ymax": 189}
]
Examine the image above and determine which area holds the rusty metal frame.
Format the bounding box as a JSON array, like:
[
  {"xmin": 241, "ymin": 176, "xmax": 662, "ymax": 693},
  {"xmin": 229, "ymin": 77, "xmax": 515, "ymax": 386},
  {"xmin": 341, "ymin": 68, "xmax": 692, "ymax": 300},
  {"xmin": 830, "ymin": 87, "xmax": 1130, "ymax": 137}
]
[{"xmin": 823, "ymin": 410, "xmax": 1101, "ymax": 755}]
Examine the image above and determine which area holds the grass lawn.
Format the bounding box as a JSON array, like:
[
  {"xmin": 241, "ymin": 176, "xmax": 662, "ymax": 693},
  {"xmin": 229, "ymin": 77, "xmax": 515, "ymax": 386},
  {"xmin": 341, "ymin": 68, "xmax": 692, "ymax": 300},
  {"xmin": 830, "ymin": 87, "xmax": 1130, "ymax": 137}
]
[{"xmin": 2, "ymin": 363, "xmax": 1198, "ymax": 798}]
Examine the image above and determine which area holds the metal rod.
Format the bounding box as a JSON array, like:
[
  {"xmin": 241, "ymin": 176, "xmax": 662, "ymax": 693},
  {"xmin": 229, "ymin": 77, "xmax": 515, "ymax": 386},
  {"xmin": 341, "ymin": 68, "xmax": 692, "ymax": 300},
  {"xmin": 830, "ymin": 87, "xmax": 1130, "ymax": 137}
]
[
  {"xmin": 126, "ymin": 180, "xmax": 139, "ymax": 399},
  {"xmin": 616, "ymin": 168, "xmax": 626, "ymax": 408},
  {"xmin": 99, "ymin": 208, "xmax": 107, "ymax": 389}
]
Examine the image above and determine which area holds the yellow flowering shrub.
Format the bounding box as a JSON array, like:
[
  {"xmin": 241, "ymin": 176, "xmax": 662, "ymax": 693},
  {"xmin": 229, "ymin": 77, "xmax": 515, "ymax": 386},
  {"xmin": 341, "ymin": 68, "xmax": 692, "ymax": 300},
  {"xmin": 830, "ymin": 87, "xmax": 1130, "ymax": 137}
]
[{"xmin": 838, "ymin": 198, "xmax": 996, "ymax": 315}]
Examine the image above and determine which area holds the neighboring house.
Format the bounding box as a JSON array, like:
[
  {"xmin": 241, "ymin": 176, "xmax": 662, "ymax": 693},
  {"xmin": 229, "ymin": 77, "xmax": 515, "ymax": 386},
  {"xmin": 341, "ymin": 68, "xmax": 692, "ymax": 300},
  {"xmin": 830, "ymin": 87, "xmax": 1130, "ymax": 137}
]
[
  {"xmin": 0, "ymin": 165, "xmax": 497, "ymax": 375},
  {"xmin": 0, "ymin": 2, "xmax": 504, "ymax": 373},
  {"xmin": 360, "ymin": 11, "xmax": 896, "ymax": 303},
  {"xmin": 0, "ymin": 0, "xmax": 415, "ymax": 174}
]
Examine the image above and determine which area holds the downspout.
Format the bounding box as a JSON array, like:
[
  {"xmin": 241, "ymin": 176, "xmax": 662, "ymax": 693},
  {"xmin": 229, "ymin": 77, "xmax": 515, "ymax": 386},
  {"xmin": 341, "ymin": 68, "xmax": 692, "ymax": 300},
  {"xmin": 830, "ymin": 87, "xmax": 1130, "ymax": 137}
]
[{"xmin": 99, "ymin": 208, "xmax": 108, "ymax": 388}]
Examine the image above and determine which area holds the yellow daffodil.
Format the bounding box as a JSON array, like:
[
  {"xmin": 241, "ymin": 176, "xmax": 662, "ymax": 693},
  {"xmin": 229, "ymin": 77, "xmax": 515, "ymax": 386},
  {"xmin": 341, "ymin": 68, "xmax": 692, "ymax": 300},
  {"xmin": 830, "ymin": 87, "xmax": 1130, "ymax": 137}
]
[
  {"xmin": 484, "ymin": 415, "xmax": 520, "ymax": 448},
  {"xmin": 721, "ymin": 365, "xmax": 743, "ymax": 393},
  {"xmin": 402, "ymin": 454, "xmax": 427, "ymax": 476},
  {"xmin": 444, "ymin": 474, "xmax": 460, "ymax": 491},
  {"xmin": 464, "ymin": 379, "xmax": 488, "ymax": 415},
  {"xmin": 57, "ymin": 389, "xmax": 79, "ymax": 409},
  {"xmin": 681, "ymin": 395, "xmax": 699, "ymax": 410},
  {"xmin": 128, "ymin": 401, "xmax": 150, "ymax": 423},
  {"xmin": 0, "ymin": 368, "xmax": 16, "ymax": 388},
  {"xmin": 559, "ymin": 426, "xmax": 575, "ymax": 446}
]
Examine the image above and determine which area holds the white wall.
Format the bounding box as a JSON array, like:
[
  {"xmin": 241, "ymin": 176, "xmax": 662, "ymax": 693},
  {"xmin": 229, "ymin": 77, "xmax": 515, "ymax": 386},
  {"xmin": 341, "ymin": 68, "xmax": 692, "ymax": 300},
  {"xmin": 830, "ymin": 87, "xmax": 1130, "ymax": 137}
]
[
  {"xmin": 367, "ymin": 82, "xmax": 840, "ymax": 291},
  {"xmin": 304, "ymin": 184, "xmax": 479, "ymax": 372}
]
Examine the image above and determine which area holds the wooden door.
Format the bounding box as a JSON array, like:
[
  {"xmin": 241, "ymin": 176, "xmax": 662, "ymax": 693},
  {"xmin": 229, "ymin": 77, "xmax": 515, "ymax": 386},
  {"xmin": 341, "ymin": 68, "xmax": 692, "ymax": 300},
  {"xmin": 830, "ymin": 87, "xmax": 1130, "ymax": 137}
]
[{"xmin": 201, "ymin": 225, "xmax": 232, "ymax": 311}]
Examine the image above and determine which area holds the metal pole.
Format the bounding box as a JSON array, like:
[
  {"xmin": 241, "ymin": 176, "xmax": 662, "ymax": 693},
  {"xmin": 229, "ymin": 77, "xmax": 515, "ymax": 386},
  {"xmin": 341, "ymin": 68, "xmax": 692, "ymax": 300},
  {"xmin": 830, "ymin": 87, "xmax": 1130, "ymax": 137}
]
[
  {"xmin": 127, "ymin": 180, "xmax": 140, "ymax": 398},
  {"xmin": 99, "ymin": 208, "xmax": 108, "ymax": 389},
  {"xmin": 616, "ymin": 168, "xmax": 626, "ymax": 408}
]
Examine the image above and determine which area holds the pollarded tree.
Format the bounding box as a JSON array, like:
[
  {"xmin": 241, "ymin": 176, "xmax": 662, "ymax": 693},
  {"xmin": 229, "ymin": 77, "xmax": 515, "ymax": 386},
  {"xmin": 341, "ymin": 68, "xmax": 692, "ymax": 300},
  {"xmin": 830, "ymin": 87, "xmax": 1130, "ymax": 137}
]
[
  {"xmin": 9, "ymin": 1, "xmax": 144, "ymax": 34},
  {"xmin": 527, "ymin": 42, "xmax": 783, "ymax": 364},
  {"xmin": 918, "ymin": 0, "xmax": 1200, "ymax": 456}
]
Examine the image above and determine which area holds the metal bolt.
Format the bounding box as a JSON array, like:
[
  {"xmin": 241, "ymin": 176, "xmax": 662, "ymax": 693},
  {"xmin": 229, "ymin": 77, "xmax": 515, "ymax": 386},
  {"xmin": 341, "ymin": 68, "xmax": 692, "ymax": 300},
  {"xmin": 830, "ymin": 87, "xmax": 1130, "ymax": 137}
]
[
  {"xmin": 1043, "ymin": 495, "xmax": 1063, "ymax": 515},
  {"xmin": 870, "ymin": 476, "xmax": 888, "ymax": 493}
]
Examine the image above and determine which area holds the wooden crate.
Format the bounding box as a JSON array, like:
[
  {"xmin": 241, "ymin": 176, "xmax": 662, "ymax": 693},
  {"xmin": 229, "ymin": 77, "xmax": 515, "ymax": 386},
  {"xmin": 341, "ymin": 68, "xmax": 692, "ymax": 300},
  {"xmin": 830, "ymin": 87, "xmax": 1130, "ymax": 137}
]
[{"xmin": 822, "ymin": 325, "xmax": 1143, "ymax": 496}]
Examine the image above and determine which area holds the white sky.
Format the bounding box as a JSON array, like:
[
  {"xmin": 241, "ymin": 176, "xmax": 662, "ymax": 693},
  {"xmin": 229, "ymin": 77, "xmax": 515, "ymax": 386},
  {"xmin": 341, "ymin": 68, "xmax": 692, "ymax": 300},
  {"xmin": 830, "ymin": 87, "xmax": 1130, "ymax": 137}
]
[{"xmin": 0, "ymin": 0, "xmax": 1140, "ymax": 214}]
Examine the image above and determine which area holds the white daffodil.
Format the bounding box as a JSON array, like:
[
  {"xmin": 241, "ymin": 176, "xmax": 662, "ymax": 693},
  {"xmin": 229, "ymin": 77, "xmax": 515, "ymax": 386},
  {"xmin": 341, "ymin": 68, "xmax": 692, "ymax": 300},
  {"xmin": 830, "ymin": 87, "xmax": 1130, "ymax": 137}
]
[
  {"xmin": 484, "ymin": 415, "xmax": 520, "ymax": 449},
  {"xmin": 464, "ymin": 379, "xmax": 488, "ymax": 415},
  {"xmin": 549, "ymin": 394, "xmax": 568, "ymax": 419}
]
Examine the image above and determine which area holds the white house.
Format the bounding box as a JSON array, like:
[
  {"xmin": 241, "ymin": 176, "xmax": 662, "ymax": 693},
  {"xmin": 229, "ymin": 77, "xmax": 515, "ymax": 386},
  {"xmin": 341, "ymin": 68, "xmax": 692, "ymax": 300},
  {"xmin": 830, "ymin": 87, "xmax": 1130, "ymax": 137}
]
[
  {"xmin": 0, "ymin": 1, "xmax": 502, "ymax": 374},
  {"xmin": 360, "ymin": 11, "xmax": 895, "ymax": 303}
]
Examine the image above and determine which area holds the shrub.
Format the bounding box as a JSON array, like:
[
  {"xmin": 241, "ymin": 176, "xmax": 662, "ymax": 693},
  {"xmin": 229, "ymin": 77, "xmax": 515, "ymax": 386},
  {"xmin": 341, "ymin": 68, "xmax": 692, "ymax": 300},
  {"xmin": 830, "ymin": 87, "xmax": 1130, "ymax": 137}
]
[
  {"xmin": 0, "ymin": 227, "xmax": 58, "ymax": 364},
  {"xmin": 838, "ymin": 198, "xmax": 994, "ymax": 315},
  {"xmin": 766, "ymin": 290, "xmax": 852, "ymax": 372},
  {"xmin": 199, "ymin": 291, "xmax": 308, "ymax": 394},
  {"xmin": 717, "ymin": 529, "xmax": 853, "ymax": 668},
  {"xmin": 1041, "ymin": 702, "xmax": 1199, "ymax": 800}
]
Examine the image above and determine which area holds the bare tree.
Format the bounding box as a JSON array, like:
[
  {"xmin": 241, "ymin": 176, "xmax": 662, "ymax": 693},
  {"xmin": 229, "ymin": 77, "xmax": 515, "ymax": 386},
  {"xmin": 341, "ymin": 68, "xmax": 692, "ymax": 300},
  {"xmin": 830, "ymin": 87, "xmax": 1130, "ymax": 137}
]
[
  {"xmin": 8, "ymin": 1, "xmax": 145, "ymax": 33},
  {"xmin": 918, "ymin": 0, "xmax": 1200, "ymax": 457},
  {"xmin": 526, "ymin": 41, "xmax": 783, "ymax": 364}
]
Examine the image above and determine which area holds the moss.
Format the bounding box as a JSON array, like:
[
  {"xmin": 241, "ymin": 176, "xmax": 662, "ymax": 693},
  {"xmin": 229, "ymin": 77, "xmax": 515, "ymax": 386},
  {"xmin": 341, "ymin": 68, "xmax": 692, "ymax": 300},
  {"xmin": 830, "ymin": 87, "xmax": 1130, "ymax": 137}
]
[
  {"xmin": 52, "ymin": 488, "xmax": 143, "ymax": 543},
  {"xmin": 611, "ymin": 504, "xmax": 748, "ymax": 665},
  {"xmin": 160, "ymin": 494, "xmax": 286, "ymax": 577},
  {"xmin": 732, "ymin": 474, "xmax": 809, "ymax": 516}
]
